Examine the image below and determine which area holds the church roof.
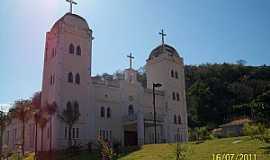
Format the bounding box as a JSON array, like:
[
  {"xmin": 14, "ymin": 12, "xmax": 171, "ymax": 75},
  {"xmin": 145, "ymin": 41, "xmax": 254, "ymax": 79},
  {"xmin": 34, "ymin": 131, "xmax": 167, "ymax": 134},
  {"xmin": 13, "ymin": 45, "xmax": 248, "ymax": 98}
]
[
  {"xmin": 51, "ymin": 13, "xmax": 90, "ymax": 31},
  {"xmin": 148, "ymin": 44, "xmax": 180, "ymax": 60}
]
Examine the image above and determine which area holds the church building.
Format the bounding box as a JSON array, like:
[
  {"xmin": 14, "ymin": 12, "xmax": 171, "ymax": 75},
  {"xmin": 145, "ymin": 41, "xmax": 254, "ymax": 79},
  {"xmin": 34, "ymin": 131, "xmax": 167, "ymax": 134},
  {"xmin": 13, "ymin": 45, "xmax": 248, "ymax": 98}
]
[{"xmin": 2, "ymin": 2, "xmax": 188, "ymax": 151}]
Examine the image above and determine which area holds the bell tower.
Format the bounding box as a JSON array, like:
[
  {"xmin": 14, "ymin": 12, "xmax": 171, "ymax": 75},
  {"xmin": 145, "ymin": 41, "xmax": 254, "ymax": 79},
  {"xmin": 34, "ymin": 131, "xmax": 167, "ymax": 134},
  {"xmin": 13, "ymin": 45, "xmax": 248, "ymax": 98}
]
[
  {"xmin": 145, "ymin": 30, "xmax": 188, "ymax": 142},
  {"xmin": 41, "ymin": 11, "xmax": 93, "ymax": 150}
]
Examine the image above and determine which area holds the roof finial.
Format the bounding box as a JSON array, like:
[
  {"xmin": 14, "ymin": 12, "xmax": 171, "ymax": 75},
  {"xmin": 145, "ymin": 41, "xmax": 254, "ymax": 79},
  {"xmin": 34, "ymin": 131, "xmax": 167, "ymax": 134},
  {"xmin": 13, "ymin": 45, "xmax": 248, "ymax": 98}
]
[
  {"xmin": 159, "ymin": 29, "xmax": 167, "ymax": 46},
  {"xmin": 66, "ymin": 0, "xmax": 77, "ymax": 13},
  {"xmin": 127, "ymin": 53, "xmax": 135, "ymax": 69}
]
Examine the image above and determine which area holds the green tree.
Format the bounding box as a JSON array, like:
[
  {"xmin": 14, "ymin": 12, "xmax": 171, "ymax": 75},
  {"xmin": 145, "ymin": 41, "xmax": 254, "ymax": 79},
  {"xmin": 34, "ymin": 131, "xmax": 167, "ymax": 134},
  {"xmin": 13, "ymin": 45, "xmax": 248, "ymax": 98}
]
[
  {"xmin": 13, "ymin": 100, "xmax": 32, "ymax": 156},
  {"xmin": 58, "ymin": 102, "xmax": 80, "ymax": 148},
  {"xmin": 0, "ymin": 110, "xmax": 9, "ymax": 156},
  {"xmin": 45, "ymin": 102, "xmax": 58, "ymax": 152}
]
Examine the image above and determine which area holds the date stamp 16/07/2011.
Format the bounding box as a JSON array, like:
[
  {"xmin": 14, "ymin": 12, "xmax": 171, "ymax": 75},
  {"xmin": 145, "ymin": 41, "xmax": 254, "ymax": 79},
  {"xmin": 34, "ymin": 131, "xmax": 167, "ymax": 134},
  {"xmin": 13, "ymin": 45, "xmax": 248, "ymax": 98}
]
[{"xmin": 212, "ymin": 153, "xmax": 257, "ymax": 160}]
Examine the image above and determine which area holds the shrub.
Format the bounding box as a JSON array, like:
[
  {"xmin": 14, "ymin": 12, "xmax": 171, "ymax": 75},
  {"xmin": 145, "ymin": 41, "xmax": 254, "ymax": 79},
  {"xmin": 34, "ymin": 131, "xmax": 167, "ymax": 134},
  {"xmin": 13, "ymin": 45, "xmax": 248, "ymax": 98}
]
[
  {"xmin": 243, "ymin": 123, "xmax": 266, "ymax": 138},
  {"xmin": 262, "ymin": 129, "xmax": 270, "ymax": 143},
  {"xmin": 175, "ymin": 143, "xmax": 188, "ymax": 160},
  {"xmin": 97, "ymin": 137, "xmax": 116, "ymax": 160}
]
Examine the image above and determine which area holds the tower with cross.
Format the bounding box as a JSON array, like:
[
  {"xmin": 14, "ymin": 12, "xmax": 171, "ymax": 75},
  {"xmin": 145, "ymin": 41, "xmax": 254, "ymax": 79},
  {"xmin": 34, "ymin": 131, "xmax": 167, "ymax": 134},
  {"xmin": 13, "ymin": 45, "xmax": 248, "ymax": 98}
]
[
  {"xmin": 127, "ymin": 53, "xmax": 135, "ymax": 69},
  {"xmin": 159, "ymin": 29, "xmax": 167, "ymax": 45},
  {"xmin": 66, "ymin": 0, "xmax": 77, "ymax": 13}
]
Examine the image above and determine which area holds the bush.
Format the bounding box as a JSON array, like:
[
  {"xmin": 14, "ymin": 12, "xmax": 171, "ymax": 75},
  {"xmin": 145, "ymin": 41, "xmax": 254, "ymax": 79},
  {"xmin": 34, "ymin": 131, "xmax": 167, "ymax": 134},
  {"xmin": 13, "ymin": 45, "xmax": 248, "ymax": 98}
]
[
  {"xmin": 97, "ymin": 137, "xmax": 116, "ymax": 160},
  {"xmin": 262, "ymin": 129, "xmax": 270, "ymax": 143},
  {"xmin": 243, "ymin": 123, "xmax": 266, "ymax": 138},
  {"xmin": 175, "ymin": 143, "xmax": 188, "ymax": 160}
]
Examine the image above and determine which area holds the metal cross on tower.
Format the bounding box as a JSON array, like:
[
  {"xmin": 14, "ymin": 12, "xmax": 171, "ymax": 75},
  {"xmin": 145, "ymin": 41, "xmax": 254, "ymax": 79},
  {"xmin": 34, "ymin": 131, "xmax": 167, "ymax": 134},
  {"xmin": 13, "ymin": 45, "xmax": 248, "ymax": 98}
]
[
  {"xmin": 127, "ymin": 53, "xmax": 135, "ymax": 69},
  {"xmin": 159, "ymin": 29, "xmax": 167, "ymax": 45},
  {"xmin": 66, "ymin": 0, "xmax": 77, "ymax": 13}
]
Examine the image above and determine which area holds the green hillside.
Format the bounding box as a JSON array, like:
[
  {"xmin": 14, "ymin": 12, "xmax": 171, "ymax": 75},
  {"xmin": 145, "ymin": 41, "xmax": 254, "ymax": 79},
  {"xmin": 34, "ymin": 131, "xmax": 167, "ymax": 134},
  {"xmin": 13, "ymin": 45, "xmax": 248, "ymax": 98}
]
[
  {"xmin": 119, "ymin": 137, "xmax": 269, "ymax": 160},
  {"xmin": 21, "ymin": 136, "xmax": 269, "ymax": 160}
]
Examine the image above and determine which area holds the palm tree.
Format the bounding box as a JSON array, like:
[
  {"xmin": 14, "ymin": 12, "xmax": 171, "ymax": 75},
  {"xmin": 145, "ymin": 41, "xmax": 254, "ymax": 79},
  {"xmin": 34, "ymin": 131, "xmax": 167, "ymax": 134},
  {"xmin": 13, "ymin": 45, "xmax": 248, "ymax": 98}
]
[
  {"xmin": 38, "ymin": 114, "xmax": 48, "ymax": 152},
  {"xmin": 58, "ymin": 102, "xmax": 80, "ymax": 148},
  {"xmin": 45, "ymin": 102, "xmax": 57, "ymax": 152},
  {"xmin": 31, "ymin": 92, "xmax": 42, "ymax": 159},
  {"xmin": 14, "ymin": 100, "xmax": 32, "ymax": 156},
  {"xmin": 0, "ymin": 110, "xmax": 9, "ymax": 156}
]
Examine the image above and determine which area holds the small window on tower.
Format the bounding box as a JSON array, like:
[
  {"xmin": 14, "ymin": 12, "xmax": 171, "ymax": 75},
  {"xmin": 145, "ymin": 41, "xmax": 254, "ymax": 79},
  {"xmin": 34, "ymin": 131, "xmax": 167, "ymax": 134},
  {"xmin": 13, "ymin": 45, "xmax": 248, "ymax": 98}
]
[
  {"xmin": 68, "ymin": 72, "xmax": 73, "ymax": 83},
  {"xmin": 172, "ymin": 92, "xmax": 176, "ymax": 100},
  {"xmin": 174, "ymin": 115, "xmax": 177, "ymax": 124},
  {"xmin": 69, "ymin": 43, "xmax": 74, "ymax": 54},
  {"xmin": 100, "ymin": 107, "xmax": 105, "ymax": 118},
  {"xmin": 76, "ymin": 46, "xmax": 81, "ymax": 56},
  {"xmin": 178, "ymin": 115, "xmax": 182, "ymax": 124},
  {"xmin": 175, "ymin": 71, "xmax": 178, "ymax": 79},
  {"xmin": 75, "ymin": 73, "xmax": 80, "ymax": 84},
  {"xmin": 176, "ymin": 93, "xmax": 180, "ymax": 101},
  {"xmin": 107, "ymin": 107, "xmax": 111, "ymax": 118},
  {"xmin": 171, "ymin": 70, "xmax": 174, "ymax": 78}
]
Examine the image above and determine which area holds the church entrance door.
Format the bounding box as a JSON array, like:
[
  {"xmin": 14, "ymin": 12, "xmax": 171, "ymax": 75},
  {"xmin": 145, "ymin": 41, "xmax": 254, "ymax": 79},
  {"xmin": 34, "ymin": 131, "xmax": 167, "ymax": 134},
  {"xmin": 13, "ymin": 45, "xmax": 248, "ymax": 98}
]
[{"xmin": 124, "ymin": 131, "xmax": 138, "ymax": 146}]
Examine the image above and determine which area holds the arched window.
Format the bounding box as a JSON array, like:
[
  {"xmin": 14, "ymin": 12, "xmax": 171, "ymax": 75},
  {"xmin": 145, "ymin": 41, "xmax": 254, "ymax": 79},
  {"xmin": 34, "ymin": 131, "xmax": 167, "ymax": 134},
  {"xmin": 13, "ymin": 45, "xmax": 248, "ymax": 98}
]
[
  {"xmin": 68, "ymin": 72, "xmax": 73, "ymax": 83},
  {"xmin": 178, "ymin": 115, "xmax": 182, "ymax": 124},
  {"xmin": 175, "ymin": 71, "xmax": 178, "ymax": 79},
  {"xmin": 75, "ymin": 73, "xmax": 80, "ymax": 84},
  {"xmin": 128, "ymin": 105, "xmax": 134, "ymax": 116},
  {"xmin": 74, "ymin": 101, "xmax": 79, "ymax": 112},
  {"xmin": 76, "ymin": 46, "xmax": 81, "ymax": 56},
  {"xmin": 100, "ymin": 107, "xmax": 105, "ymax": 118},
  {"xmin": 174, "ymin": 115, "xmax": 177, "ymax": 124},
  {"xmin": 171, "ymin": 70, "xmax": 174, "ymax": 78},
  {"xmin": 107, "ymin": 107, "xmax": 111, "ymax": 118},
  {"xmin": 172, "ymin": 92, "xmax": 176, "ymax": 100},
  {"xmin": 69, "ymin": 43, "xmax": 74, "ymax": 54},
  {"xmin": 66, "ymin": 101, "xmax": 72, "ymax": 111},
  {"xmin": 176, "ymin": 93, "xmax": 180, "ymax": 101}
]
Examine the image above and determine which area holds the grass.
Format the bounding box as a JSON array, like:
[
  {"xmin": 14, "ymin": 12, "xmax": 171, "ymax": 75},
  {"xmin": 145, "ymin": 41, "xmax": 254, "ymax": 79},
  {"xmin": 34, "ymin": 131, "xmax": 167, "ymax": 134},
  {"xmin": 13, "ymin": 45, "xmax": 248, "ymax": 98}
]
[{"xmin": 21, "ymin": 136, "xmax": 270, "ymax": 160}]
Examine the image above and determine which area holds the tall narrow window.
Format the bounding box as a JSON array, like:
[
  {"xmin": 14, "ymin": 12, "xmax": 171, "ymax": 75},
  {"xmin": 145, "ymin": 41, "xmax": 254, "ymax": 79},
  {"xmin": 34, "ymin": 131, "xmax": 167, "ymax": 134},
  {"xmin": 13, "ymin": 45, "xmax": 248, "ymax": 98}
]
[
  {"xmin": 76, "ymin": 128, "xmax": 79, "ymax": 138},
  {"xmin": 69, "ymin": 43, "xmax": 74, "ymax": 54},
  {"xmin": 175, "ymin": 71, "xmax": 178, "ymax": 79},
  {"xmin": 128, "ymin": 105, "xmax": 134, "ymax": 116},
  {"xmin": 171, "ymin": 70, "xmax": 174, "ymax": 78},
  {"xmin": 75, "ymin": 73, "xmax": 80, "ymax": 84},
  {"xmin": 64, "ymin": 127, "xmax": 67, "ymax": 139},
  {"xmin": 174, "ymin": 115, "xmax": 177, "ymax": 124},
  {"xmin": 68, "ymin": 72, "xmax": 73, "ymax": 83},
  {"xmin": 100, "ymin": 107, "xmax": 105, "ymax": 118},
  {"xmin": 76, "ymin": 46, "xmax": 81, "ymax": 56},
  {"xmin": 176, "ymin": 93, "xmax": 180, "ymax": 101},
  {"xmin": 66, "ymin": 102, "xmax": 72, "ymax": 111},
  {"xmin": 74, "ymin": 101, "xmax": 79, "ymax": 113},
  {"xmin": 72, "ymin": 128, "xmax": 75, "ymax": 139},
  {"xmin": 172, "ymin": 92, "xmax": 176, "ymax": 100},
  {"xmin": 178, "ymin": 115, "xmax": 182, "ymax": 124},
  {"xmin": 107, "ymin": 107, "xmax": 111, "ymax": 118}
]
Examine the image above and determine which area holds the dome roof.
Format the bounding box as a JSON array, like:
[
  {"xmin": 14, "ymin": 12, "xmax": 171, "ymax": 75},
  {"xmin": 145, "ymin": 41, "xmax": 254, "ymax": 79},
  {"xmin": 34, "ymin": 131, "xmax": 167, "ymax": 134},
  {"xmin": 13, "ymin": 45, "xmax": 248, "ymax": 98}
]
[
  {"xmin": 51, "ymin": 13, "xmax": 90, "ymax": 31},
  {"xmin": 148, "ymin": 44, "xmax": 180, "ymax": 60}
]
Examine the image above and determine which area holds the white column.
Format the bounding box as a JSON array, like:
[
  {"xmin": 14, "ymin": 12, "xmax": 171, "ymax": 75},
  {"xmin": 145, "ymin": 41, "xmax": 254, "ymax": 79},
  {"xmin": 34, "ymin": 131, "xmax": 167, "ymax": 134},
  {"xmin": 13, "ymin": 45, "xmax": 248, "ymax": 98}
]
[{"xmin": 137, "ymin": 111, "xmax": 144, "ymax": 146}]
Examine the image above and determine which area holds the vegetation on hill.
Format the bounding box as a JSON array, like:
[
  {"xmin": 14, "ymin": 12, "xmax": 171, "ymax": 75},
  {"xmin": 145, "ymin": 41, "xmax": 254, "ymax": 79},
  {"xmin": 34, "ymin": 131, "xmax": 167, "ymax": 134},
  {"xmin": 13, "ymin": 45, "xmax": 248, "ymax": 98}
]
[{"xmin": 184, "ymin": 63, "xmax": 270, "ymax": 128}]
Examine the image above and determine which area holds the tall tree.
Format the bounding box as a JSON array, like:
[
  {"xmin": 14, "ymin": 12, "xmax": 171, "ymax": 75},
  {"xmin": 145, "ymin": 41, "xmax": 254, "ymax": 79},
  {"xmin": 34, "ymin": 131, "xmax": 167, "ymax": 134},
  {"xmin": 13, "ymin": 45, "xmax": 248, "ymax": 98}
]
[
  {"xmin": 58, "ymin": 102, "xmax": 80, "ymax": 148},
  {"xmin": 31, "ymin": 92, "xmax": 42, "ymax": 159},
  {"xmin": 14, "ymin": 100, "xmax": 32, "ymax": 156},
  {"xmin": 45, "ymin": 102, "xmax": 57, "ymax": 152},
  {"xmin": 38, "ymin": 114, "xmax": 48, "ymax": 152},
  {"xmin": 0, "ymin": 110, "xmax": 9, "ymax": 156}
]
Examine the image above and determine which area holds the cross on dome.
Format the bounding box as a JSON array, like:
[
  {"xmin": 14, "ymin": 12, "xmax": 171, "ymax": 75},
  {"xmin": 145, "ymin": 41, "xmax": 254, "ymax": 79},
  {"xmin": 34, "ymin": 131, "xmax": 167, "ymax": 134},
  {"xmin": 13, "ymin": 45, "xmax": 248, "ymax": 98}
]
[
  {"xmin": 159, "ymin": 29, "xmax": 167, "ymax": 45},
  {"xmin": 66, "ymin": 0, "xmax": 77, "ymax": 13},
  {"xmin": 127, "ymin": 53, "xmax": 135, "ymax": 69}
]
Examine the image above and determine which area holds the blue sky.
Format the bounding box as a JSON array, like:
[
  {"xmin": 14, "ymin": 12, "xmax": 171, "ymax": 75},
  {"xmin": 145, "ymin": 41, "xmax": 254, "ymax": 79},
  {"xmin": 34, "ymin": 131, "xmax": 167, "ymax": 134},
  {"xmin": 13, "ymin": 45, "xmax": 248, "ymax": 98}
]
[{"xmin": 0, "ymin": 0, "xmax": 270, "ymax": 109}]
